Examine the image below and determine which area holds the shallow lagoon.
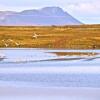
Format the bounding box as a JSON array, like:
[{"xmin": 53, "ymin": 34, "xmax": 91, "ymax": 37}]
[
  {"xmin": 0, "ymin": 48, "xmax": 100, "ymax": 87},
  {"xmin": 0, "ymin": 48, "xmax": 100, "ymax": 67}
]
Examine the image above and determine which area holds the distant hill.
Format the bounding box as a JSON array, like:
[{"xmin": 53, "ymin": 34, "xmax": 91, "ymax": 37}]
[{"xmin": 0, "ymin": 7, "xmax": 82, "ymax": 26}]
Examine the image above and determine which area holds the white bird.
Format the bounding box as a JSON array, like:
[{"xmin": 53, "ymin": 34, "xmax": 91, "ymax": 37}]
[
  {"xmin": 2, "ymin": 40, "xmax": 8, "ymax": 47},
  {"xmin": 8, "ymin": 39, "xmax": 13, "ymax": 42},
  {"xmin": 32, "ymin": 33, "xmax": 38, "ymax": 39},
  {"xmin": 15, "ymin": 42, "xmax": 20, "ymax": 46},
  {"xmin": 8, "ymin": 39, "xmax": 20, "ymax": 46},
  {"xmin": 4, "ymin": 43, "xmax": 8, "ymax": 47}
]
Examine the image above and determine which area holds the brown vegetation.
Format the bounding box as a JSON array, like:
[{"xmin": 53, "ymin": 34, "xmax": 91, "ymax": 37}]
[{"xmin": 0, "ymin": 25, "xmax": 100, "ymax": 49}]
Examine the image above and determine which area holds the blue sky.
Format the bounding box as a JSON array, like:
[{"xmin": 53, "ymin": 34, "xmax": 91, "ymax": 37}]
[{"xmin": 0, "ymin": 0, "xmax": 100, "ymax": 24}]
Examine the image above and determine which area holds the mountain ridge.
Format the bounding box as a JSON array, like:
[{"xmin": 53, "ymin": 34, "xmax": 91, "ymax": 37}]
[{"xmin": 0, "ymin": 7, "xmax": 82, "ymax": 26}]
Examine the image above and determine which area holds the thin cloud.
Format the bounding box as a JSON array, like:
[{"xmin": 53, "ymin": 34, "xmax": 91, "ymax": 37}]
[{"xmin": 66, "ymin": 1, "xmax": 100, "ymax": 16}]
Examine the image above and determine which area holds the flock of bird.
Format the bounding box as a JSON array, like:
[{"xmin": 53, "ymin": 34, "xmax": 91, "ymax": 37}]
[
  {"xmin": 1, "ymin": 33, "xmax": 39, "ymax": 47},
  {"xmin": 2, "ymin": 39, "xmax": 20, "ymax": 47}
]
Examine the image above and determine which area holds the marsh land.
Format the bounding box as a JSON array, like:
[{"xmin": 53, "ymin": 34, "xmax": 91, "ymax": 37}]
[{"xmin": 0, "ymin": 25, "xmax": 100, "ymax": 49}]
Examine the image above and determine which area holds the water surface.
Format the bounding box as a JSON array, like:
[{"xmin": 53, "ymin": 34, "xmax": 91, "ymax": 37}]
[{"xmin": 0, "ymin": 48, "xmax": 100, "ymax": 87}]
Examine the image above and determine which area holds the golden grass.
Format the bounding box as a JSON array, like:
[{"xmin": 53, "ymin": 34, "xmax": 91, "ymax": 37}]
[{"xmin": 0, "ymin": 25, "xmax": 100, "ymax": 49}]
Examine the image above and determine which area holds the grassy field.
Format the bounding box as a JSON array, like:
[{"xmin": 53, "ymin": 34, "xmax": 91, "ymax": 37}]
[{"xmin": 0, "ymin": 25, "xmax": 100, "ymax": 49}]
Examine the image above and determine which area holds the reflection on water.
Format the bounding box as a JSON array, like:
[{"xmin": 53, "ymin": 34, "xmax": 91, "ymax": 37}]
[
  {"xmin": 50, "ymin": 52, "xmax": 99, "ymax": 56},
  {"xmin": 0, "ymin": 48, "xmax": 100, "ymax": 87},
  {"xmin": 0, "ymin": 48, "xmax": 100, "ymax": 65}
]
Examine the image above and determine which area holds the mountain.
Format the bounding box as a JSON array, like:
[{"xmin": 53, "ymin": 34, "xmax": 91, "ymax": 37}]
[{"xmin": 0, "ymin": 7, "xmax": 81, "ymax": 26}]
